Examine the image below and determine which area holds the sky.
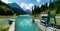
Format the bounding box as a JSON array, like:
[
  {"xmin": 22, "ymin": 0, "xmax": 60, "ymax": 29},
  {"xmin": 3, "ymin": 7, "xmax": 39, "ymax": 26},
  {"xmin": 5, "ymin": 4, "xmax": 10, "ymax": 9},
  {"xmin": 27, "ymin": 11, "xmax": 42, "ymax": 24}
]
[{"xmin": 1, "ymin": 0, "xmax": 54, "ymax": 11}]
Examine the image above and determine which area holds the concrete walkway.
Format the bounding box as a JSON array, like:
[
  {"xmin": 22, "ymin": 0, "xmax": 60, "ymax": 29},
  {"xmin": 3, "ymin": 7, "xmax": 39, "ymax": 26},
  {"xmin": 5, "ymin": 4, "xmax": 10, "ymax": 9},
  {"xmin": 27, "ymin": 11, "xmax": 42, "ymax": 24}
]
[
  {"xmin": 8, "ymin": 22, "xmax": 15, "ymax": 31},
  {"xmin": 34, "ymin": 19, "xmax": 60, "ymax": 31}
]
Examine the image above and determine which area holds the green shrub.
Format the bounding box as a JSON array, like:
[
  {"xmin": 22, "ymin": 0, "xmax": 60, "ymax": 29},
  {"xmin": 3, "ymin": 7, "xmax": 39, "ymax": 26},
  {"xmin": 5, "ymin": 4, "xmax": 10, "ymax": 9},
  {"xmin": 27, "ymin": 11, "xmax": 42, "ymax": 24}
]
[{"xmin": 0, "ymin": 26, "xmax": 9, "ymax": 31}]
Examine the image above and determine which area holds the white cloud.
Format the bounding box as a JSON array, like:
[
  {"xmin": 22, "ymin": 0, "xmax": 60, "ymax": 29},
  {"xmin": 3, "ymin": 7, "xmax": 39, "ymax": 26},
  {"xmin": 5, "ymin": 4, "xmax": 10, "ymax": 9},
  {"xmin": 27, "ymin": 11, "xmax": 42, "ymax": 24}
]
[
  {"xmin": 39, "ymin": 4, "xmax": 41, "ymax": 7},
  {"xmin": 36, "ymin": 0, "xmax": 41, "ymax": 3},
  {"xmin": 1, "ymin": 0, "xmax": 12, "ymax": 4},
  {"xmin": 48, "ymin": 3, "xmax": 49, "ymax": 6},
  {"xmin": 20, "ymin": 3, "xmax": 34, "ymax": 11}
]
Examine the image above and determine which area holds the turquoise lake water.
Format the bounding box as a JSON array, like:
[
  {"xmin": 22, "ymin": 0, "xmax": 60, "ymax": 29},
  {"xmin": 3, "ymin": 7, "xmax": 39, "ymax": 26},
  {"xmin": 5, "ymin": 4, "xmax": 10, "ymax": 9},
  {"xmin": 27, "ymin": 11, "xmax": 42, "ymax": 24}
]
[
  {"xmin": 16, "ymin": 15, "xmax": 41, "ymax": 31},
  {"xmin": 0, "ymin": 15, "xmax": 41, "ymax": 31}
]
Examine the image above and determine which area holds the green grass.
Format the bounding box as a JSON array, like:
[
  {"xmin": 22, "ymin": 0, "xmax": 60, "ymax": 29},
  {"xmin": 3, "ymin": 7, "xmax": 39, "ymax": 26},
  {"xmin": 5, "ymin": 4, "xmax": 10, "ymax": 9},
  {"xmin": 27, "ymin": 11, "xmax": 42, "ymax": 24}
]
[
  {"xmin": 0, "ymin": 16, "xmax": 16, "ymax": 19},
  {"xmin": 32, "ymin": 15, "xmax": 60, "ymax": 25},
  {"xmin": 55, "ymin": 19, "xmax": 60, "ymax": 25},
  {"xmin": 37, "ymin": 9, "xmax": 60, "ymax": 25},
  {"xmin": 0, "ymin": 16, "xmax": 16, "ymax": 31},
  {"xmin": 0, "ymin": 26, "xmax": 9, "ymax": 31},
  {"xmin": 50, "ymin": 18, "xmax": 60, "ymax": 25}
]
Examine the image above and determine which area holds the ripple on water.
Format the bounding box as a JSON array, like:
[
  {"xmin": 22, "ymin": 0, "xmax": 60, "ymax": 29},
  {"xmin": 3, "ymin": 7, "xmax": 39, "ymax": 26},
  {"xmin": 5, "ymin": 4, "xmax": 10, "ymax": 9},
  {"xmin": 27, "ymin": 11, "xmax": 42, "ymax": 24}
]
[{"xmin": 16, "ymin": 15, "xmax": 41, "ymax": 31}]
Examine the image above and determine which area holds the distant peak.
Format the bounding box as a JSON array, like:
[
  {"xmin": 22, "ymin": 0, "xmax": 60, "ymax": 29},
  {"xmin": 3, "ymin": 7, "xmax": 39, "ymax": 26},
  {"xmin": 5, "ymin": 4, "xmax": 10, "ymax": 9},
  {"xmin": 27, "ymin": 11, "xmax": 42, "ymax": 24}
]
[{"xmin": 8, "ymin": 2, "xmax": 17, "ymax": 4}]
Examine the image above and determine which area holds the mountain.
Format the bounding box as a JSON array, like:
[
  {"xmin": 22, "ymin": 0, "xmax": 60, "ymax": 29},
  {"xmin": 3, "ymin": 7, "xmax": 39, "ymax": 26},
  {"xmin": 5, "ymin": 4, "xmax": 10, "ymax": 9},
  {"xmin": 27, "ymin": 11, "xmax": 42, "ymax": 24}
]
[
  {"xmin": 8, "ymin": 2, "xmax": 20, "ymax": 9},
  {"xmin": 0, "ymin": 1, "xmax": 27, "ymax": 16},
  {"xmin": 0, "ymin": 1, "xmax": 15, "ymax": 15},
  {"xmin": 8, "ymin": 2, "xmax": 26, "ymax": 14},
  {"xmin": 25, "ymin": 10, "xmax": 32, "ymax": 14}
]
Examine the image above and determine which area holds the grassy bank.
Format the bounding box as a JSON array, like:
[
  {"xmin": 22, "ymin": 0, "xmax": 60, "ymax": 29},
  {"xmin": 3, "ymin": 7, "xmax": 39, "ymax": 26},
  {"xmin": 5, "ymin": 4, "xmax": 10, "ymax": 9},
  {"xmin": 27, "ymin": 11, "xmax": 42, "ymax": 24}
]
[
  {"xmin": 0, "ymin": 16, "xmax": 17, "ymax": 31},
  {"xmin": 32, "ymin": 14, "xmax": 60, "ymax": 25},
  {"xmin": 50, "ymin": 18, "xmax": 60, "ymax": 25},
  {"xmin": 0, "ymin": 16, "xmax": 17, "ymax": 26},
  {"xmin": 0, "ymin": 25, "xmax": 9, "ymax": 31},
  {"xmin": 0, "ymin": 16, "xmax": 17, "ymax": 19},
  {"xmin": 0, "ymin": 16, "xmax": 17, "ymax": 21}
]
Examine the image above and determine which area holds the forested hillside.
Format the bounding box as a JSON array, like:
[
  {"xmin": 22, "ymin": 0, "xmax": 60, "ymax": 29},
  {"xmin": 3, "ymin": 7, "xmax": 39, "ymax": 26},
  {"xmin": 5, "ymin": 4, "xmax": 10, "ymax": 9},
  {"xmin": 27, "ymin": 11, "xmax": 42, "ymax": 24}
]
[
  {"xmin": 32, "ymin": 0, "xmax": 60, "ymax": 16},
  {"xmin": 0, "ymin": 1, "xmax": 26, "ymax": 16}
]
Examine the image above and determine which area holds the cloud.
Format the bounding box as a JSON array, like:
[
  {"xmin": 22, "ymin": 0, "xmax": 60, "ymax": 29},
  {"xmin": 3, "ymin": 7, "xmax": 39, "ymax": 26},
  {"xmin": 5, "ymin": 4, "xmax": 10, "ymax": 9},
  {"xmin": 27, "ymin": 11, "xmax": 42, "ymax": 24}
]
[
  {"xmin": 1, "ymin": 0, "xmax": 12, "ymax": 4},
  {"xmin": 36, "ymin": 0, "xmax": 41, "ymax": 3},
  {"xmin": 39, "ymin": 4, "xmax": 41, "ymax": 7},
  {"xmin": 47, "ymin": 3, "xmax": 49, "ymax": 6},
  {"xmin": 20, "ymin": 3, "xmax": 34, "ymax": 11}
]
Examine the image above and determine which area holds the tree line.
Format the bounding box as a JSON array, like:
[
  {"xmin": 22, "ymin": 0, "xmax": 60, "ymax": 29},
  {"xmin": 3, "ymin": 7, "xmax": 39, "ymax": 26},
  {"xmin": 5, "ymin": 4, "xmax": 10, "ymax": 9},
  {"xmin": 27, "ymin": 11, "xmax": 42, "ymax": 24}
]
[
  {"xmin": 32, "ymin": 0, "xmax": 60, "ymax": 15},
  {"xmin": 0, "ymin": 1, "xmax": 23, "ymax": 16}
]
